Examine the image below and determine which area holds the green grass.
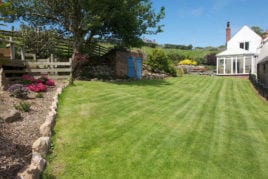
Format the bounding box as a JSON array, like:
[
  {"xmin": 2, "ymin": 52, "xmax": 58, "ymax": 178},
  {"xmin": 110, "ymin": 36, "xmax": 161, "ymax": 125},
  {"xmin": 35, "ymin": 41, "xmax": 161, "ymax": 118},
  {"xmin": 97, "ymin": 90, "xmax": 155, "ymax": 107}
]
[{"xmin": 44, "ymin": 75, "xmax": 268, "ymax": 178}]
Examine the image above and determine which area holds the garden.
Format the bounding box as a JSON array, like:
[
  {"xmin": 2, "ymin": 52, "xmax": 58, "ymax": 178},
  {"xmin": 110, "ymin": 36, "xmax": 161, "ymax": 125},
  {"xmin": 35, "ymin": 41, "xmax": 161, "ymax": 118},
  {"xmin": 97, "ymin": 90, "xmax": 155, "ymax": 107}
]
[
  {"xmin": 0, "ymin": 74, "xmax": 65, "ymax": 178},
  {"xmin": 43, "ymin": 75, "xmax": 268, "ymax": 178}
]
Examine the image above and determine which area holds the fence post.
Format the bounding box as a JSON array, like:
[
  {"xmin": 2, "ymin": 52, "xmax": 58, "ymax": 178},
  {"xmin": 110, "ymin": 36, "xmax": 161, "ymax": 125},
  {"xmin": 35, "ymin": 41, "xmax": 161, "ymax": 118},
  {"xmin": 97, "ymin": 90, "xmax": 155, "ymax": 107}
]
[
  {"xmin": 21, "ymin": 47, "xmax": 25, "ymax": 61},
  {"xmin": 9, "ymin": 37, "xmax": 15, "ymax": 60},
  {"xmin": 33, "ymin": 54, "xmax": 37, "ymax": 61}
]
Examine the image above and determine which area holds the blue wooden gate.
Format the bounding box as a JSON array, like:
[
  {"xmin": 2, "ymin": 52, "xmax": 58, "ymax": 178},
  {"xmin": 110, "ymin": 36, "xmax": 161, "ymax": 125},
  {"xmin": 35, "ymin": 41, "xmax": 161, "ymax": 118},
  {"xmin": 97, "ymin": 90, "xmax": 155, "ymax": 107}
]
[{"xmin": 128, "ymin": 57, "xmax": 142, "ymax": 79}]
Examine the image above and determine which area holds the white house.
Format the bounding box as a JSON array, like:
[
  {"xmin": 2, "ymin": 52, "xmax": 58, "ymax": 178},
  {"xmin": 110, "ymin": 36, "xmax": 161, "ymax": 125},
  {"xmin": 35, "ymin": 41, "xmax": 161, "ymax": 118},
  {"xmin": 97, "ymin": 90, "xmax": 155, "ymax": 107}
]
[
  {"xmin": 257, "ymin": 36, "xmax": 268, "ymax": 87},
  {"xmin": 216, "ymin": 22, "xmax": 262, "ymax": 75}
]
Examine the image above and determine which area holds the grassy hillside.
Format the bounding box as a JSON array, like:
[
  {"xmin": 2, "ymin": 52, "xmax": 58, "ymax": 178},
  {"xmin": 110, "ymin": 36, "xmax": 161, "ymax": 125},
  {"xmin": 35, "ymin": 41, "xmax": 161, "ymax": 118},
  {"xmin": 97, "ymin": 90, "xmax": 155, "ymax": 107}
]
[{"xmin": 136, "ymin": 46, "xmax": 220, "ymax": 64}]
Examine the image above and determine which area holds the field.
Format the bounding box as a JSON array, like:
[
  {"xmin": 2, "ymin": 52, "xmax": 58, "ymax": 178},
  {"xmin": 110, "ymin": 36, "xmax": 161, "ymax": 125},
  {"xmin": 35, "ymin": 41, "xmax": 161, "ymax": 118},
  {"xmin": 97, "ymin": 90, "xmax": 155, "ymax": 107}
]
[{"xmin": 44, "ymin": 75, "xmax": 268, "ymax": 178}]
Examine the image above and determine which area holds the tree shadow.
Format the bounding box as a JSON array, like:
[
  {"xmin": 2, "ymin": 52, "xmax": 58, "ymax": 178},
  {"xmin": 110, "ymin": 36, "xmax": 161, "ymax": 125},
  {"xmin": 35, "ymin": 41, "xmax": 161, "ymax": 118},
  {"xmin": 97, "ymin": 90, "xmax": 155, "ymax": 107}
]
[
  {"xmin": 0, "ymin": 134, "xmax": 31, "ymax": 178},
  {"xmin": 106, "ymin": 79, "xmax": 172, "ymax": 87}
]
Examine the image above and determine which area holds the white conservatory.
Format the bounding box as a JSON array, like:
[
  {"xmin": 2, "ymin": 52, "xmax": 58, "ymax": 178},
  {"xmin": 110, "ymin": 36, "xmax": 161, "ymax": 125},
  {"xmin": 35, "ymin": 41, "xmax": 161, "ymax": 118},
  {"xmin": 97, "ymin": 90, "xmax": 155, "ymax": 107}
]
[{"xmin": 216, "ymin": 25, "xmax": 262, "ymax": 75}]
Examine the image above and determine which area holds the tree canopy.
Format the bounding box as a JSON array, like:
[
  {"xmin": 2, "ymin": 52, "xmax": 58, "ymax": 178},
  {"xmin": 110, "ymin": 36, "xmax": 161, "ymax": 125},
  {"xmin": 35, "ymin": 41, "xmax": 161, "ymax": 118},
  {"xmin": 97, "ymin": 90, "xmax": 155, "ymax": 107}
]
[
  {"xmin": 251, "ymin": 26, "xmax": 264, "ymax": 37},
  {"xmin": 0, "ymin": 0, "xmax": 165, "ymax": 53}
]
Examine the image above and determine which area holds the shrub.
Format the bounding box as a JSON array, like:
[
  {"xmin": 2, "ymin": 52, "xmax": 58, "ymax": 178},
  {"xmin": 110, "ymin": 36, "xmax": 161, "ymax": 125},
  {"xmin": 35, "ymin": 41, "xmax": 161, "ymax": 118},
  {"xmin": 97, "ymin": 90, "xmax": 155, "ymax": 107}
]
[
  {"xmin": 146, "ymin": 48, "xmax": 177, "ymax": 76},
  {"xmin": 8, "ymin": 84, "xmax": 29, "ymax": 99},
  {"xmin": 21, "ymin": 74, "xmax": 36, "ymax": 85},
  {"xmin": 46, "ymin": 79, "xmax": 55, "ymax": 86},
  {"xmin": 14, "ymin": 101, "xmax": 31, "ymax": 112},
  {"xmin": 205, "ymin": 53, "xmax": 217, "ymax": 65},
  {"xmin": 26, "ymin": 83, "xmax": 47, "ymax": 92},
  {"xmin": 36, "ymin": 92, "xmax": 43, "ymax": 98},
  {"xmin": 178, "ymin": 59, "xmax": 198, "ymax": 65}
]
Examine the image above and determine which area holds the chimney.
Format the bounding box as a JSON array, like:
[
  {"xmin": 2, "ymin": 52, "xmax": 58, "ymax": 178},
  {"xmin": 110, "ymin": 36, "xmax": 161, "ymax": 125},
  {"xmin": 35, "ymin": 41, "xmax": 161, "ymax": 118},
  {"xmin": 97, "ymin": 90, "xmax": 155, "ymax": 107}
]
[
  {"xmin": 226, "ymin": 21, "xmax": 231, "ymax": 43},
  {"xmin": 263, "ymin": 30, "xmax": 268, "ymax": 39}
]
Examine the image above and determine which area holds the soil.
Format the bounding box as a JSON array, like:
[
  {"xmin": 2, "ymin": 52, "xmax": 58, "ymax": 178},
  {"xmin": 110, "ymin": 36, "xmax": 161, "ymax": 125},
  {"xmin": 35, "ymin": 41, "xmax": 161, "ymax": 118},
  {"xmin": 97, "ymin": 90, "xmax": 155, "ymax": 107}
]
[{"xmin": 0, "ymin": 81, "xmax": 66, "ymax": 179}]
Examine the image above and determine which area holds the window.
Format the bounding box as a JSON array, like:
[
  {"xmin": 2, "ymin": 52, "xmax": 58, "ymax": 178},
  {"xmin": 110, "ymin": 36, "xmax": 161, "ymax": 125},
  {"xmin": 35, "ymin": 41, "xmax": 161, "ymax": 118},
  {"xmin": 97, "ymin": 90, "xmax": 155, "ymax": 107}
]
[
  {"xmin": 245, "ymin": 42, "xmax": 249, "ymax": 50},
  {"xmin": 240, "ymin": 43, "xmax": 244, "ymax": 49},
  {"xmin": 239, "ymin": 42, "xmax": 249, "ymax": 50}
]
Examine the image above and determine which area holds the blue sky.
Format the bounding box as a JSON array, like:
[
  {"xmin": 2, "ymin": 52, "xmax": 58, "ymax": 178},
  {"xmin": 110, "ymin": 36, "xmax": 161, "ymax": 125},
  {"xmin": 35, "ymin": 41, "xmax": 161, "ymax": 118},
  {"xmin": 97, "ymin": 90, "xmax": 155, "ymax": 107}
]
[
  {"xmin": 144, "ymin": 0, "xmax": 268, "ymax": 47},
  {"xmin": 2, "ymin": 0, "xmax": 268, "ymax": 47}
]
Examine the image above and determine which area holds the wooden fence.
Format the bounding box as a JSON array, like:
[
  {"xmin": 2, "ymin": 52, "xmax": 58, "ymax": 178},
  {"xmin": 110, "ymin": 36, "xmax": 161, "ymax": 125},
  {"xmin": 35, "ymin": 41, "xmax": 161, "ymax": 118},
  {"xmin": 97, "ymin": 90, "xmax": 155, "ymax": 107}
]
[{"xmin": 1, "ymin": 56, "xmax": 72, "ymax": 80}]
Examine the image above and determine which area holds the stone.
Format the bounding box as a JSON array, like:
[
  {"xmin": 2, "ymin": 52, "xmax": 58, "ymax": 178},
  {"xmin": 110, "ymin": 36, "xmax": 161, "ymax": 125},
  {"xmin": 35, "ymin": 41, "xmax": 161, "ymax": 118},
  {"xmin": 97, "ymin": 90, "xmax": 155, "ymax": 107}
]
[
  {"xmin": 17, "ymin": 154, "xmax": 46, "ymax": 179},
  {"xmin": 0, "ymin": 104, "xmax": 22, "ymax": 123},
  {"xmin": 40, "ymin": 121, "xmax": 52, "ymax": 137},
  {"xmin": 31, "ymin": 153, "xmax": 46, "ymax": 171},
  {"xmin": 32, "ymin": 137, "xmax": 50, "ymax": 157}
]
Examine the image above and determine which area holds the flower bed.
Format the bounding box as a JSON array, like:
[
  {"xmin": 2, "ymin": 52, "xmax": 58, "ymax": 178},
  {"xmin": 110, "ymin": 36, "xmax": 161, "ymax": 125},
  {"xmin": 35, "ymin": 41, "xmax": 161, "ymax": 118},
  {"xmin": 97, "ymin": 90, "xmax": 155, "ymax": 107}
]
[{"xmin": 8, "ymin": 75, "xmax": 55, "ymax": 97}]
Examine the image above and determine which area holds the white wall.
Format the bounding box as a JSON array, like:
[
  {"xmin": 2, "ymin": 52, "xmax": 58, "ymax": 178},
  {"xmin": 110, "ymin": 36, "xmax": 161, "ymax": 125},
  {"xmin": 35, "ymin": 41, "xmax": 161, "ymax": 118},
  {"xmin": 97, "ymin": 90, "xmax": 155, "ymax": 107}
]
[{"xmin": 227, "ymin": 26, "xmax": 262, "ymax": 53}]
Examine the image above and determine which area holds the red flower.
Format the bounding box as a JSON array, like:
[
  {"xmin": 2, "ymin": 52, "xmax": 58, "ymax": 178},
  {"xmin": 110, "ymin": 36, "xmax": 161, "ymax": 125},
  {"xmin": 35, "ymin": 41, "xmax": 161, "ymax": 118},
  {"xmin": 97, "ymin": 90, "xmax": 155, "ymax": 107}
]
[
  {"xmin": 46, "ymin": 79, "xmax": 55, "ymax": 86},
  {"xmin": 26, "ymin": 83, "xmax": 47, "ymax": 92}
]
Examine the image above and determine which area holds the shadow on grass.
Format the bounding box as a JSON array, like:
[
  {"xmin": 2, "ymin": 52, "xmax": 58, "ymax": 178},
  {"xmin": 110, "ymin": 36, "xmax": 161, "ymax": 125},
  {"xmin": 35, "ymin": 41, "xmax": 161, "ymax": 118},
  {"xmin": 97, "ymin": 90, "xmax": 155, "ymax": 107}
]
[{"xmin": 107, "ymin": 79, "xmax": 173, "ymax": 87}]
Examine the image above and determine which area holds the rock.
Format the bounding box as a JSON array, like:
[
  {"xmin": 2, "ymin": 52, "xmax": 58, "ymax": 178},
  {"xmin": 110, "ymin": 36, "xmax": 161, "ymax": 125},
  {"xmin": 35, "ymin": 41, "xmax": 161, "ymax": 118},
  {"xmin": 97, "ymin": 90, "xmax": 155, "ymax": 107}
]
[
  {"xmin": 40, "ymin": 121, "xmax": 52, "ymax": 137},
  {"xmin": 0, "ymin": 104, "xmax": 22, "ymax": 123},
  {"xmin": 32, "ymin": 137, "xmax": 50, "ymax": 157},
  {"xmin": 17, "ymin": 154, "xmax": 46, "ymax": 179}
]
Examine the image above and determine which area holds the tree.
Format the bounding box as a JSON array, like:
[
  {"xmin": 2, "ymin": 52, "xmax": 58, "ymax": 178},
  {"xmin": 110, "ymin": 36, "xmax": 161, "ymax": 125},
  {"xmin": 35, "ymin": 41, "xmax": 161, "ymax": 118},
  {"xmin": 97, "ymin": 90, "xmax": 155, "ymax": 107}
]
[
  {"xmin": 1, "ymin": 0, "xmax": 165, "ymax": 53},
  {"xmin": 251, "ymin": 26, "xmax": 264, "ymax": 37}
]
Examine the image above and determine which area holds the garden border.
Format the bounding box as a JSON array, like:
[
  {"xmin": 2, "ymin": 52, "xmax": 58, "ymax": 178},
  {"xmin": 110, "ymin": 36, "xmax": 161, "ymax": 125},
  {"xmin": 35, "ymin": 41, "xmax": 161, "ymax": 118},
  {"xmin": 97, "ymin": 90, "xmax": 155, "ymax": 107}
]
[{"xmin": 17, "ymin": 81, "xmax": 69, "ymax": 179}]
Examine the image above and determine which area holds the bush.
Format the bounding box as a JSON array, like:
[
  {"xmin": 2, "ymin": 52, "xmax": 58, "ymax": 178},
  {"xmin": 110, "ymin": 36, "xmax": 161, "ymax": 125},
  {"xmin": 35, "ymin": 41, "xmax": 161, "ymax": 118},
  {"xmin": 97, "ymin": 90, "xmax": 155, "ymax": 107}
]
[
  {"xmin": 8, "ymin": 84, "xmax": 29, "ymax": 99},
  {"xmin": 14, "ymin": 101, "xmax": 31, "ymax": 112},
  {"xmin": 20, "ymin": 74, "xmax": 36, "ymax": 85},
  {"xmin": 167, "ymin": 53, "xmax": 186, "ymax": 63},
  {"xmin": 178, "ymin": 59, "xmax": 198, "ymax": 65},
  {"xmin": 205, "ymin": 53, "xmax": 217, "ymax": 65},
  {"xmin": 36, "ymin": 92, "xmax": 43, "ymax": 98},
  {"xmin": 146, "ymin": 48, "xmax": 177, "ymax": 76},
  {"xmin": 26, "ymin": 83, "xmax": 47, "ymax": 92}
]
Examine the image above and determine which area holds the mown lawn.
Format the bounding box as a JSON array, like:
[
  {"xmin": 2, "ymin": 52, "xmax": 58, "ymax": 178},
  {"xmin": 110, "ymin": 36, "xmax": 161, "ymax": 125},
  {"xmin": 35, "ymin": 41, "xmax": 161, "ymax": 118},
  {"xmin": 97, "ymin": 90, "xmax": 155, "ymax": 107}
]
[{"xmin": 44, "ymin": 75, "xmax": 268, "ymax": 178}]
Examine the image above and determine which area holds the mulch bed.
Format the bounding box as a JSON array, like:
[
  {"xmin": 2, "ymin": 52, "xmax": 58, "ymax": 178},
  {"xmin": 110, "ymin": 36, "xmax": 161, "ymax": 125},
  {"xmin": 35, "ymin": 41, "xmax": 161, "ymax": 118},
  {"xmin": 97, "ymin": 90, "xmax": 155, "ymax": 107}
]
[{"xmin": 0, "ymin": 82, "xmax": 65, "ymax": 178}]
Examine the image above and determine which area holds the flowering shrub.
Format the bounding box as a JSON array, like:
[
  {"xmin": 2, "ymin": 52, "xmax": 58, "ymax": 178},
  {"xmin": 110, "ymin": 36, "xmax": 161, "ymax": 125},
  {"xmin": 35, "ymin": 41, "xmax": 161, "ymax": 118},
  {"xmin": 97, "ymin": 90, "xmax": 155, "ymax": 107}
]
[
  {"xmin": 178, "ymin": 59, "xmax": 198, "ymax": 65},
  {"xmin": 26, "ymin": 83, "xmax": 47, "ymax": 92},
  {"xmin": 46, "ymin": 79, "xmax": 55, "ymax": 86},
  {"xmin": 38, "ymin": 76, "xmax": 55, "ymax": 86},
  {"xmin": 8, "ymin": 84, "xmax": 29, "ymax": 98},
  {"xmin": 21, "ymin": 74, "xmax": 36, "ymax": 84}
]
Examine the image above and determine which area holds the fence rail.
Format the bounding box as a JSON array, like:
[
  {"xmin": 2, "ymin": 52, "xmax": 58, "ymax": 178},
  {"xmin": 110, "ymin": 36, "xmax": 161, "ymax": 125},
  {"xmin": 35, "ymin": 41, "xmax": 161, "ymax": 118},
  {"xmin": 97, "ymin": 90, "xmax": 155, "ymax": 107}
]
[{"xmin": 1, "ymin": 57, "xmax": 72, "ymax": 80}]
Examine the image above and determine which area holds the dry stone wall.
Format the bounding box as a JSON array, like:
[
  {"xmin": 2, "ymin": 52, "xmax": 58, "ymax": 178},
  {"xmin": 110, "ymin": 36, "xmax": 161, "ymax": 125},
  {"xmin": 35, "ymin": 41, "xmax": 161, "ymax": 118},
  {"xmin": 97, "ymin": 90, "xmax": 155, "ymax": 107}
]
[{"xmin": 17, "ymin": 84, "xmax": 67, "ymax": 179}]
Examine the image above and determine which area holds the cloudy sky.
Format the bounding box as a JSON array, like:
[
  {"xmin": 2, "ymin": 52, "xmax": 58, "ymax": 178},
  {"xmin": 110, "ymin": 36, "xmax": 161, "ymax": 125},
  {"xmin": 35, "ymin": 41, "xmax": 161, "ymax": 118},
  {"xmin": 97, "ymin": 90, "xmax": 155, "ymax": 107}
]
[{"xmin": 145, "ymin": 0, "xmax": 268, "ymax": 47}]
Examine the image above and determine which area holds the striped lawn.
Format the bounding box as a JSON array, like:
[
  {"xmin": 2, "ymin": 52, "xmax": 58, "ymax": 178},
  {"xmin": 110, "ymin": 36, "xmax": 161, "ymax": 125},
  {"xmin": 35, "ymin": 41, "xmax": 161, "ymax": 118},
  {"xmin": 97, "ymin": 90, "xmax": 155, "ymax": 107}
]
[{"xmin": 44, "ymin": 75, "xmax": 268, "ymax": 178}]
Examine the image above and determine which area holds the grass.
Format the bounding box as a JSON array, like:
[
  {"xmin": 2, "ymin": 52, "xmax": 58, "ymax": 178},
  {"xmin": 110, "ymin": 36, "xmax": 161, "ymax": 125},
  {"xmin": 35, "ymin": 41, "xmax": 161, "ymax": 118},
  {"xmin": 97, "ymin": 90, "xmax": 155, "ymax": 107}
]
[
  {"xmin": 44, "ymin": 75, "xmax": 268, "ymax": 178},
  {"xmin": 139, "ymin": 46, "xmax": 219, "ymax": 60}
]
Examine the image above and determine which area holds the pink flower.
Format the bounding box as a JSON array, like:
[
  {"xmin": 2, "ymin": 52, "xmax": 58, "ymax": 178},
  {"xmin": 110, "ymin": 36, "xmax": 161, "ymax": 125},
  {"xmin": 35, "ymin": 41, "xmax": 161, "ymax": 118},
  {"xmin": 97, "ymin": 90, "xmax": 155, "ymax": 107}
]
[
  {"xmin": 26, "ymin": 83, "xmax": 47, "ymax": 92},
  {"xmin": 46, "ymin": 79, "xmax": 55, "ymax": 86},
  {"xmin": 22, "ymin": 74, "xmax": 35, "ymax": 82}
]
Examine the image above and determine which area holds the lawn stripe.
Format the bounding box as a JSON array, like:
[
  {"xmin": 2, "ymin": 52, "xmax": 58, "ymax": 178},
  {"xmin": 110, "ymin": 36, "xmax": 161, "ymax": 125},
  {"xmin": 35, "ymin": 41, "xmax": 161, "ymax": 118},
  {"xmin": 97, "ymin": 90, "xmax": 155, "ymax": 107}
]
[{"xmin": 44, "ymin": 76, "xmax": 268, "ymax": 178}]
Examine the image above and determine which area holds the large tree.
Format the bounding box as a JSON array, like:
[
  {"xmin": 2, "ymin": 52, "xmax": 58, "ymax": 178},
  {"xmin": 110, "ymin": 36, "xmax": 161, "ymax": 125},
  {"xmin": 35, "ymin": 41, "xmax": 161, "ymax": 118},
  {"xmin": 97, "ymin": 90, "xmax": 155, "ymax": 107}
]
[
  {"xmin": 0, "ymin": 0, "xmax": 165, "ymax": 53},
  {"xmin": 251, "ymin": 26, "xmax": 264, "ymax": 37}
]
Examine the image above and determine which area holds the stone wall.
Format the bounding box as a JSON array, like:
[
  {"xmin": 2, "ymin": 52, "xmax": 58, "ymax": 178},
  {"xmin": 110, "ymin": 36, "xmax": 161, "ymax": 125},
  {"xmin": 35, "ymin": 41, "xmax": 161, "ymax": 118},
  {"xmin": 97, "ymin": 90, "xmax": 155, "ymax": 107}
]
[
  {"xmin": 114, "ymin": 50, "xmax": 143, "ymax": 78},
  {"xmin": 78, "ymin": 49, "xmax": 143, "ymax": 80}
]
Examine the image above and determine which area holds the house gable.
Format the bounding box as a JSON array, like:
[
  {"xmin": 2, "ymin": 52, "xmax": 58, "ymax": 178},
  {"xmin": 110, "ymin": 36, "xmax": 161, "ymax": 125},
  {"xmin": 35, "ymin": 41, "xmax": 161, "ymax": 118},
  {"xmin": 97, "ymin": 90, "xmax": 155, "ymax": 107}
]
[{"xmin": 227, "ymin": 25, "xmax": 262, "ymax": 54}]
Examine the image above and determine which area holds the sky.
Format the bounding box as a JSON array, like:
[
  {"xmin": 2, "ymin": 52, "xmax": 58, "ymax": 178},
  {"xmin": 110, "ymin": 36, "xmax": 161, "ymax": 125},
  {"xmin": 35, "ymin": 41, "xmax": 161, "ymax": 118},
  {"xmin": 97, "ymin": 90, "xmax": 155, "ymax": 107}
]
[
  {"xmin": 2, "ymin": 0, "xmax": 268, "ymax": 47},
  {"xmin": 144, "ymin": 0, "xmax": 268, "ymax": 47}
]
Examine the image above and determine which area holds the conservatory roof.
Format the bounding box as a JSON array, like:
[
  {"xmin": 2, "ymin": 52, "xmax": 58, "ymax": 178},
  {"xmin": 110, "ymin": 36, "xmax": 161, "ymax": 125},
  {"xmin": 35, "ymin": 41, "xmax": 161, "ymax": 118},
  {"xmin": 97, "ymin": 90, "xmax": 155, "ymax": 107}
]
[{"xmin": 217, "ymin": 49, "xmax": 256, "ymax": 56}]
